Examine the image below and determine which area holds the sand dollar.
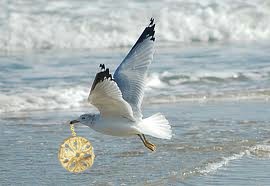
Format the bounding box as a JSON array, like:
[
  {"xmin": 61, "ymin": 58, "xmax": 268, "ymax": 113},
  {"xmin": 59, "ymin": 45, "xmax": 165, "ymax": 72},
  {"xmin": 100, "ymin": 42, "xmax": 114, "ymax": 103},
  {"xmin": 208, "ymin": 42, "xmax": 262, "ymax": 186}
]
[{"xmin": 58, "ymin": 136, "xmax": 95, "ymax": 173}]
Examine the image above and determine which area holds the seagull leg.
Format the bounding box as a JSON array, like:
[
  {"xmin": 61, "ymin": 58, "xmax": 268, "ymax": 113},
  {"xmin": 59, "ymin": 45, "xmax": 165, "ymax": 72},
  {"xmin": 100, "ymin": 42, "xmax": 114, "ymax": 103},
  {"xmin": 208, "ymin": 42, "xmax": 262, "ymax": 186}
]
[{"xmin": 137, "ymin": 134, "xmax": 156, "ymax": 151}]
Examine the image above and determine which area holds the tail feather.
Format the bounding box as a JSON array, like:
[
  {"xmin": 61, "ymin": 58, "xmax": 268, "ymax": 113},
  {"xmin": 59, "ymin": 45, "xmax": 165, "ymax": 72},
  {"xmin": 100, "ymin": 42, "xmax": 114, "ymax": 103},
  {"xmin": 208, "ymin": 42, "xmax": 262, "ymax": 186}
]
[{"xmin": 137, "ymin": 113, "xmax": 172, "ymax": 139}]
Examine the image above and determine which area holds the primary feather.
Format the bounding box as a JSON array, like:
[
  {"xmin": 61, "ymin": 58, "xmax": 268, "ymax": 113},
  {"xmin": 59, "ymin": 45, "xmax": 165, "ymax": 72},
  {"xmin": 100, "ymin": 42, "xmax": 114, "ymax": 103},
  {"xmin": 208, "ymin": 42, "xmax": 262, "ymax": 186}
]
[{"xmin": 113, "ymin": 20, "xmax": 155, "ymax": 119}]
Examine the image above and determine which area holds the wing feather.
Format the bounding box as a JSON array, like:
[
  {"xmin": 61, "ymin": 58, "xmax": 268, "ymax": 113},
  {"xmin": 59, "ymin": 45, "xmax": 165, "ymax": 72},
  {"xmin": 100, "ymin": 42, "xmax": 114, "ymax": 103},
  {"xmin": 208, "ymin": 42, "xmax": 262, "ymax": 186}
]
[
  {"xmin": 113, "ymin": 19, "xmax": 155, "ymax": 119},
  {"xmin": 88, "ymin": 71, "xmax": 135, "ymax": 121}
]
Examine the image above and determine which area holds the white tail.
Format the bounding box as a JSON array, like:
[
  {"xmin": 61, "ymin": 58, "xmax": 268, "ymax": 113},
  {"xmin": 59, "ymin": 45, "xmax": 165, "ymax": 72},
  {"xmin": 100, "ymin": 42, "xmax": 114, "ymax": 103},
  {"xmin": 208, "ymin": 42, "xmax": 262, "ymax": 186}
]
[{"xmin": 137, "ymin": 113, "xmax": 172, "ymax": 139}]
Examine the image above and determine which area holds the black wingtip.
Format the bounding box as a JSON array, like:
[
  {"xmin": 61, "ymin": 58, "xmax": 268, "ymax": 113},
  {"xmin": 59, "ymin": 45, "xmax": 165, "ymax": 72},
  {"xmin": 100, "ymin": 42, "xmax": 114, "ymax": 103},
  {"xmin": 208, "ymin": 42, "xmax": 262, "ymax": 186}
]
[
  {"xmin": 148, "ymin": 22, "xmax": 156, "ymax": 41},
  {"xmin": 99, "ymin": 64, "xmax": 105, "ymax": 71},
  {"xmin": 149, "ymin": 18, "xmax": 154, "ymax": 26},
  {"xmin": 147, "ymin": 18, "xmax": 155, "ymax": 41},
  {"xmin": 91, "ymin": 65, "xmax": 113, "ymax": 92},
  {"xmin": 129, "ymin": 18, "xmax": 156, "ymax": 51}
]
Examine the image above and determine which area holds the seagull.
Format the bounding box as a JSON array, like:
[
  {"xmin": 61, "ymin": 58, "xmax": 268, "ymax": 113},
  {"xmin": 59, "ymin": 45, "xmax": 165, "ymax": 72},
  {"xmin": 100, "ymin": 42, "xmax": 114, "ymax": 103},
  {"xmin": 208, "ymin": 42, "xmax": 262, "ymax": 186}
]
[{"xmin": 70, "ymin": 18, "xmax": 172, "ymax": 151}]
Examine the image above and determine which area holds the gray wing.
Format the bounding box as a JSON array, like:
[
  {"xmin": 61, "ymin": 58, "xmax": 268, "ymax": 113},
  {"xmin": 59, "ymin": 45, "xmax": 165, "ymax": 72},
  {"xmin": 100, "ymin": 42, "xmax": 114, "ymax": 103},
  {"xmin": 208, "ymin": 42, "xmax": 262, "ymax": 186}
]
[{"xmin": 113, "ymin": 18, "xmax": 155, "ymax": 119}]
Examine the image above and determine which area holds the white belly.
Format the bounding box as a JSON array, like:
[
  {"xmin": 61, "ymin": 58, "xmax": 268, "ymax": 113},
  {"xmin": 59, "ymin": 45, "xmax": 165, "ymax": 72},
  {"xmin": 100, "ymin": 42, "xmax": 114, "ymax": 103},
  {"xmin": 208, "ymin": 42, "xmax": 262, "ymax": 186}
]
[{"xmin": 91, "ymin": 117, "xmax": 140, "ymax": 137}]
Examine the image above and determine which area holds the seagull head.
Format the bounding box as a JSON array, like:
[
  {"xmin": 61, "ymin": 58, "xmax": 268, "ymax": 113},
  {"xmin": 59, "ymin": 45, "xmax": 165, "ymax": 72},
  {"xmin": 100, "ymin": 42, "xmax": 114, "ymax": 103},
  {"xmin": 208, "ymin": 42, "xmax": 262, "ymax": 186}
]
[{"xmin": 70, "ymin": 114, "xmax": 96, "ymax": 126}]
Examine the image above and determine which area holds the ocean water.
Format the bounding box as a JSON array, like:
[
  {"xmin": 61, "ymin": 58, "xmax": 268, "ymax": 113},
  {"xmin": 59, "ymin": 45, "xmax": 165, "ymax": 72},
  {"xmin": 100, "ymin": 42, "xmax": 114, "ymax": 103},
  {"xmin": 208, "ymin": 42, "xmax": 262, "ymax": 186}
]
[{"xmin": 1, "ymin": 0, "xmax": 270, "ymax": 185}]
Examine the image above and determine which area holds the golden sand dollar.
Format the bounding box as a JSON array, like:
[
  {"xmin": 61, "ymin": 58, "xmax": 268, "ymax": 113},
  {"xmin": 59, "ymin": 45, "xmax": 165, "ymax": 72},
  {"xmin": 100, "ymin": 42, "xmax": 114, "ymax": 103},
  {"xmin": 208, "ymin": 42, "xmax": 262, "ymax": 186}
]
[{"xmin": 58, "ymin": 136, "xmax": 95, "ymax": 173}]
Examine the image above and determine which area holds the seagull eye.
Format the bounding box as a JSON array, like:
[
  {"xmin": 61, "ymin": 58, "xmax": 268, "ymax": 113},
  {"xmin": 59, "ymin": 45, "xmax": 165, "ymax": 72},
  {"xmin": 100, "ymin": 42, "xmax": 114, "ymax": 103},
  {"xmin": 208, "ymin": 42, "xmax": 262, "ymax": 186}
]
[{"xmin": 82, "ymin": 117, "xmax": 85, "ymax": 120}]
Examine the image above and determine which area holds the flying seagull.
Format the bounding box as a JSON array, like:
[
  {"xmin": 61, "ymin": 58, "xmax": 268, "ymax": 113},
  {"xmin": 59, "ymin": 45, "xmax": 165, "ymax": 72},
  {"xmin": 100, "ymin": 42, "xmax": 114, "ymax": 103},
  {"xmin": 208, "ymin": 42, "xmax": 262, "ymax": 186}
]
[{"xmin": 70, "ymin": 18, "xmax": 172, "ymax": 151}]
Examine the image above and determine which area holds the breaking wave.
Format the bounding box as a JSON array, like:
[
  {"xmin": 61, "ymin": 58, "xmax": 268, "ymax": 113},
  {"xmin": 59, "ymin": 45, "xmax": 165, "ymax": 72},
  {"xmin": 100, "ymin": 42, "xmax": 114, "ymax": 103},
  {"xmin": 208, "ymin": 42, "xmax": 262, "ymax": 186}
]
[
  {"xmin": 1, "ymin": 69, "xmax": 270, "ymax": 113},
  {"xmin": 0, "ymin": 86, "xmax": 89, "ymax": 113},
  {"xmin": 199, "ymin": 152, "xmax": 245, "ymax": 174},
  {"xmin": 196, "ymin": 143, "xmax": 270, "ymax": 175},
  {"xmin": 179, "ymin": 143, "xmax": 270, "ymax": 181},
  {"xmin": 0, "ymin": 83, "xmax": 269, "ymax": 114},
  {"xmin": 146, "ymin": 69, "xmax": 270, "ymax": 88},
  {"xmin": 1, "ymin": 0, "xmax": 270, "ymax": 51}
]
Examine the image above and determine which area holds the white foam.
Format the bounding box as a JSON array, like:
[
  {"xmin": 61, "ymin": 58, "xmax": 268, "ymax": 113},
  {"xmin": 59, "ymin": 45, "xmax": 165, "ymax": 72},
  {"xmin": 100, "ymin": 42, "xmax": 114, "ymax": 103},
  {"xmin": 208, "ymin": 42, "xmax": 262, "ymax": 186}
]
[
  {"xmin": 199, "ymin": 144, "xmax": 270, "ymax": 175},
  {"xmin": 199, "ymin": 152, "xmax": 245, "ymax": 174},
  {"xmin": 1, "ymin": 0, "xmax": 270, "ymax": 51},
  {"xmin": 148, "ymin": 69, "xmax": 270, "ymax": 87},
  {"xmin": 0, "ymin": 68, "xmax": 269, "ymax": 114},
  {"xmin": 0, "ymin": 86, "xmax": 89, "ymax": 113},
  {"xmin": 248, "ymin": 144, "xmax": 270, "ymax": 158},
  {"xmin": 1, "ymin": 84, "xmax": 269, "ymax": 114},
  {"xmin": 147, "ymin": 69, "xmax": 270, "ymax": 93},
  {"xmin": 146, "ymin": 73, "xmax": 166, "ymax": 89},
  {"xmin": 144, "ymin": 70, "xmax": 270, "ymax": 102}
]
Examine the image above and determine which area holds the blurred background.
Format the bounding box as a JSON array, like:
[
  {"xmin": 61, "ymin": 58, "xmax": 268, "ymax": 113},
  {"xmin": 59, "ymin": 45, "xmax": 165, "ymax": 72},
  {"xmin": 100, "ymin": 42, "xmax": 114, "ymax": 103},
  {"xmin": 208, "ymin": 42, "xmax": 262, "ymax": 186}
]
[{"xmin": 0, "ymin": 0, "xmax": 270, "ymax": 51}]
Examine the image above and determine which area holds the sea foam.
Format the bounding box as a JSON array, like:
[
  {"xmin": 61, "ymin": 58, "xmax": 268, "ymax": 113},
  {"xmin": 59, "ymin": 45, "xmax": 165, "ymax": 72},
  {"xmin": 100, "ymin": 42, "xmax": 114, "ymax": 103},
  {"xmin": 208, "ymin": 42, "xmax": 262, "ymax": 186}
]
[
  {"xmin": 199, "ymin": 144, "xmax": 270, "ymax": 175},
  {"xmin": 0, "ymin": 86, "xmax": 89, "ymax": 113},
  {"xmin": 1, "ymin": 69, "xmax": 270, "ymax": 113},
  {"xmin": 0, "ymin": 0, "xmax": 270, "ymax": 51}
]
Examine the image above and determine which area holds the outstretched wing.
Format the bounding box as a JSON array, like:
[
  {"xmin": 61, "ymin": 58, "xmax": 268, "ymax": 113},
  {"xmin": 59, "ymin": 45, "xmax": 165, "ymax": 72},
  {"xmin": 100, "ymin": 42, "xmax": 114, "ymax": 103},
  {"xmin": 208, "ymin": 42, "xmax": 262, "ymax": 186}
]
[
  {"xmin": 113, "ymin": 18, "xmax": 155, "ymax": 119},
  {"xmin": 88, "ymin": 68, "xmax": 135, "ymax": 121}
]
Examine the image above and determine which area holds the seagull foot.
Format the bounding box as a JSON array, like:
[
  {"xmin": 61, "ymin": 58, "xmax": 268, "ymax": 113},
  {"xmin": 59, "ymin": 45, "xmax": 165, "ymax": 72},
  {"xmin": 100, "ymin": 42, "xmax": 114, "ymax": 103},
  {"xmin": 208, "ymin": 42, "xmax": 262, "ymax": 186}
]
[
  {"xmin": 145, "ymin": 140, "xmax": 156, "ymax": 151},
  {"xmin": 138, "ymin": 134, "xmax": 156, "ymax": 152}
]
